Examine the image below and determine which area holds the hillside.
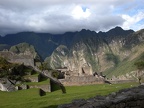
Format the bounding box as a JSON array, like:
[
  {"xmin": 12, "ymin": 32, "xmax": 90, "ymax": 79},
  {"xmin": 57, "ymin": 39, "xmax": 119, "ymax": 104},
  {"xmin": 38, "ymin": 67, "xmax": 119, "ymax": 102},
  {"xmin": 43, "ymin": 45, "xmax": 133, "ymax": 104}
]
[
  {"xmin": 1, "ymin": 27, "xmax": 144, "ymax": 78},
  {"xmin": 46, "ymin": 27, "xmax": 144, "ymax": 78},
  {"xmin": 0, "ymin": 27, "xmax": 134, "ymax": 59}
]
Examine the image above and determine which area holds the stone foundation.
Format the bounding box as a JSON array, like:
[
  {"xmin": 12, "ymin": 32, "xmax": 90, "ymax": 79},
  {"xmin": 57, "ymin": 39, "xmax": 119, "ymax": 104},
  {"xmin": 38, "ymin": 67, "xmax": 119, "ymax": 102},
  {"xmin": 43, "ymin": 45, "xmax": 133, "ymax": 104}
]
[
  {"xmin": 108, "ymin": 79, "xmax": 136, "ymax": 84},
  {"xmin": 59, "ymin": 75, "xmax": 104, "ymax": 86},
  {"xmin": 29, "ymin": 84, "xmax": 51, "ymax": 92},
  {"xmin": 24, "ymin": 76, "xmax": 40, "ymax": 82}
]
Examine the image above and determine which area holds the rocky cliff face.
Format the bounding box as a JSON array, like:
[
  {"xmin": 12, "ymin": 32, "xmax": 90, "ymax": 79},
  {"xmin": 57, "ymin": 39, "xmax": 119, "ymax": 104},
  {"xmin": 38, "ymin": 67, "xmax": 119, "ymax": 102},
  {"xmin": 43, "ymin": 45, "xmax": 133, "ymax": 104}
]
[
  {"xmin": 46, "ymin": 27, "xmax": 144, "ymax": 77},
  {"xmin": 0, "ymin": 43, "xmax": 41, "ymax": 67},
  {"xmin": 0, "ymin": 27, "xmax": 144, "ymax": 78}
]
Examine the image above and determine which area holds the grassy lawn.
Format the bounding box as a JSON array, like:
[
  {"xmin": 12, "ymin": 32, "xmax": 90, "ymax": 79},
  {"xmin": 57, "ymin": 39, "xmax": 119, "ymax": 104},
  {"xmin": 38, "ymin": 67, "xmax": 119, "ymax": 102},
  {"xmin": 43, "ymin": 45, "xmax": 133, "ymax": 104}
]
[{"xmin": 0, "ymin": 82, "xmax": 138, "ymax": 108}]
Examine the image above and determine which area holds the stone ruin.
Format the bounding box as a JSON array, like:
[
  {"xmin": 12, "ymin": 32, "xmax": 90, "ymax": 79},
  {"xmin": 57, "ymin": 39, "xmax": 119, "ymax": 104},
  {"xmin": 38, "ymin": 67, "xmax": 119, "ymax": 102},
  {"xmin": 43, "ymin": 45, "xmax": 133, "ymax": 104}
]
[
  {"xmin": 57, "ymin": 67, "xmax": 105, "ymax": 86},
  {"xmin": 0, "ymin": 76, "xmax": 51, "ymax": 92},
  {"xmin": 0, "ymin": 78, "xmax": 16, "ymax": 92},
  {"xmin": 58, "ymin": 85, "xmax": 144, "ymax": 108}
]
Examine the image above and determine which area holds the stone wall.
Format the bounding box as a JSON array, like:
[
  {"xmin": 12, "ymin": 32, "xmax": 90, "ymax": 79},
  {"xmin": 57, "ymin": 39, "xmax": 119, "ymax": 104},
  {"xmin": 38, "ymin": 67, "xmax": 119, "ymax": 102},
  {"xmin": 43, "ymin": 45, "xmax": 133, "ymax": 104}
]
[
  {"xmin": 18, "ymin": 84, "xmax": 28, "ymax": 90},
  {"xmin": 58, "ymin": 85, "xmax": 144, "ymax": 108},
  {"xmin": 59, "ymin": 75, "xmax": 104, "ymax": 86},
  {"xmin": 29, "ymin": 84, "xmax": 51, "ymax": 92},
  {"xmin": 108, "ymin": 79, "xmax": 136, "ymax": 84},
  {"xmin": 24, "ymin": 75, "xmax": 40, "ymax": 82}
]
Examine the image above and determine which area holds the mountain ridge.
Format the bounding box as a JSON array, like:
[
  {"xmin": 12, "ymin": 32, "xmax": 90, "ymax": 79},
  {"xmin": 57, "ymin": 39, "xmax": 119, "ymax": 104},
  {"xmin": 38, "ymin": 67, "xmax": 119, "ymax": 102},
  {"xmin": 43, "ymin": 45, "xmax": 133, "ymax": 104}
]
[
  {"xmin": 0, "ymin": 26, "xmax": 134, "ymax": 59},
  {"xmin": 1, "ymin": 26, "xmax": 143, "ymax": 78}
]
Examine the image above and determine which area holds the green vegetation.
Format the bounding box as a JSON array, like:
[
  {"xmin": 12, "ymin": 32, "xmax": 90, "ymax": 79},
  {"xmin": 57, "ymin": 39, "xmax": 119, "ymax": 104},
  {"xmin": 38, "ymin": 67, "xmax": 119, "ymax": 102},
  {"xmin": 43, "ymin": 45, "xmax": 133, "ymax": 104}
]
[
  {"xmin": 9, "ymin": 42, "xmax": 35, "ymax": 54},
  {"xmin": 0, "ymin": 57, "xmax": 23, "ymax": 81},
  {"xmin": 104, "ymin": 57, "xmax": 137, "ymax": 78},
  {"xmin": 9, "ymin": 42, "xmax": 41, "ymax": 61},
  {"xmin": 134, "ymin": 58, "xmax": 144, "ymax": 84},
  {"xmin": 0, "ymin": 56, "xmax": 39, "ymax": 82},
  {"xmin": 105, "ymin": 53, "xmax": 120, "ymax": 66},
  {"xmin": 38, "ymin": 62, "xmax": 49, "ymax": 71},
  {"xmin": 0, "ymin": 82, "xmax": 138, "ymax": 108},
  {"xmin": 104, "ymin": 51, "xmax": 144, "ymax": 78}
]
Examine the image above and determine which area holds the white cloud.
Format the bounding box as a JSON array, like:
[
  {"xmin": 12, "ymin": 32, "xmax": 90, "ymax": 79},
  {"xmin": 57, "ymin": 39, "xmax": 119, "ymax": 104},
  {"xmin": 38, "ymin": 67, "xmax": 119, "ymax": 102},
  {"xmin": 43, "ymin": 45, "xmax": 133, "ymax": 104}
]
[
  {"xmin": 72, "ymin": 6, "xmax": 91, "ymax": 19},
  {"xmin": 122, "ymin": 11, "xmax": 144, "ymax": 30},
  {"xmin": 0, "ymin": 0, "xmax": 143, "ymax": 35}
]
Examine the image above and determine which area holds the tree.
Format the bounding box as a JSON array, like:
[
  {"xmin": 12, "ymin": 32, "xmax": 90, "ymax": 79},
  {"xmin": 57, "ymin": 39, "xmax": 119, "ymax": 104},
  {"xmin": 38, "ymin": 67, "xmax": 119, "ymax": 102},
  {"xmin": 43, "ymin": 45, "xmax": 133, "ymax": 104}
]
[
  {"xmin": 38, "ymin": 62, "xmax": 50, "ymax": 71},
  {"xmin": 0, "ymin": 57, "xmax": 25, "ymax": 83},
  {"xmin": 134, "ymin": 61, "xmax": 144, "ymax": 84}
]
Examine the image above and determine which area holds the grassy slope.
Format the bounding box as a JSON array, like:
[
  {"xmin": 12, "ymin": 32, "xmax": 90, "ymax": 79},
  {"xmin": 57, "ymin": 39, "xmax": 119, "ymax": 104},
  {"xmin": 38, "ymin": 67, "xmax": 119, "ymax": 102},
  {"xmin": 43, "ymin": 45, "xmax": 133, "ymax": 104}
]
[
  {"xmin": 0, "ymin": 83, "xmax": 138, "ymax": 108},
  {"xmin": 104, "ymin": 57, "xmax": 137, "ymax": 78},
  {"xmin": 104, "ymin": 43, "xmax": 144, "ymax": 78}
]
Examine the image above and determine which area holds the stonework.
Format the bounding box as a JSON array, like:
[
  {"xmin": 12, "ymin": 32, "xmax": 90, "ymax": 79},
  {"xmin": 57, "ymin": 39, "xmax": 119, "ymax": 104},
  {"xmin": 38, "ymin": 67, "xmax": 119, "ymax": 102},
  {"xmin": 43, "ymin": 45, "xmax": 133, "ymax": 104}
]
[
  {"xmin": 58, "ymin": 85, "xmax": 144, "ymax": 108},
  {"xmin": 18, "ymin": 84, "xmax": 28, "ymax": 90},
  {"xmin": 0, "ymin": 78, "xmax": 16, "ymax": 91},
  {"xmin": 29, "ymin": 84, "xmax": 51, "ymax": 92},
  {"xmin": 24, "ymin": 75, "xmax": 40, "ymax": 82},
  {"xmin": 59, "ymin": 75, "xmax": 104, "ymax": 86},
  {"xmin": 57, "ymin": 66, "xmax": 105, "ymax": 86}
]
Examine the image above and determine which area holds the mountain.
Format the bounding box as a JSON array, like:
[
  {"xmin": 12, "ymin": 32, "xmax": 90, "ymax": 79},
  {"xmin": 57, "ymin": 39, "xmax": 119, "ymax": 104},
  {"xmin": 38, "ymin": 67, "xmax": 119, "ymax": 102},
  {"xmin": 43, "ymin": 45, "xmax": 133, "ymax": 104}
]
[
  {"xmin": 0, "ymin": 27, "xmax": 133, "ymax": 59},
  {"xmin": 9, "ymin": 42, "xmax": 41, "ymax": 61},
  {"xmin": 45, "ymin": 27, "xmax": 138, "ymax": 76},
  {"xmin": 1, "ymin": 26, "xmax": 144, "ymax": 78},
  {"xmin": 0, "ymin": 32, "xmax": 59, "ymax": 58}
]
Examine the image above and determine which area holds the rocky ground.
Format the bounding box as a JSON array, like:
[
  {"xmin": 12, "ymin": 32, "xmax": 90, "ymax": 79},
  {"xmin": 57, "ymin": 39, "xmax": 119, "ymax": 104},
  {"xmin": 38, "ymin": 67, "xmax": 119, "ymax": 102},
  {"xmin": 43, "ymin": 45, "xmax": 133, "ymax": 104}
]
[{"xmin": 58, "ymin": 84, "xmax": 144, "ymax": 108}]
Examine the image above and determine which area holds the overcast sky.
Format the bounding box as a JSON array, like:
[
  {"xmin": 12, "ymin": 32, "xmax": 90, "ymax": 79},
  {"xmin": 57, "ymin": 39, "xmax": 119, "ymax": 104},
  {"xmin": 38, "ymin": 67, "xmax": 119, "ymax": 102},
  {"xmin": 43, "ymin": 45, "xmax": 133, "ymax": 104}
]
[{"xmin": 0, "ymin": 0, "xmax": 144, "ymax": 36}]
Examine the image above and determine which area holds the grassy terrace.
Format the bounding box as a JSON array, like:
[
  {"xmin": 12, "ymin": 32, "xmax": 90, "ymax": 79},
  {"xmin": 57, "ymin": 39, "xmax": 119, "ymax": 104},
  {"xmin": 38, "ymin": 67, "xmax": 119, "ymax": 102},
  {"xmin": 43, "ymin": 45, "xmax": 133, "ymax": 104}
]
[{"xmin": 0, "ymin": 82, "xmax": 138, "ymax": 108}]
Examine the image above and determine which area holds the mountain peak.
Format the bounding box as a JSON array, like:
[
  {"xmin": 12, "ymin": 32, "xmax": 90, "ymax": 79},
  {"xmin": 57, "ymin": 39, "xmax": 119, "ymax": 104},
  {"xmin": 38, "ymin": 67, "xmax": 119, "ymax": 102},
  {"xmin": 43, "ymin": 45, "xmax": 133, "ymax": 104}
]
[
  {"xmin": 80, "ymin": 29, "xmax": 91, "ymax": 32},
  {"xmin": 107, "ymin": 26, "xmax": 134, "ymax": 36},
  {"xmin": 108, "ymin": 26, "xmax": 123, "ymax": 32}
]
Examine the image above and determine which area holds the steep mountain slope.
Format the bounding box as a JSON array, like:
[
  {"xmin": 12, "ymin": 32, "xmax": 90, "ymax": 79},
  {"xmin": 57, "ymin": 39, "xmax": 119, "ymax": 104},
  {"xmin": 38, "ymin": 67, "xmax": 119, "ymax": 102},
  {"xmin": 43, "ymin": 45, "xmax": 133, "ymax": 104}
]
[
  {"xmin": 46, "ymin": 28, "xmax": 144, "ymax": 77},
  {"xmin": 0, "ymin": 32, "xmax": 78, "ymax": 59},
  {"xmin": 104, "ymin": 29, "xmax": 144, "ymax": 78},
  {"xmin": 0, "ymin": 27, "xmax": 133, "ymax": 59},
  {"xmin": 1, "ymin": 26, "xmax": 143, "ymax": 78}
]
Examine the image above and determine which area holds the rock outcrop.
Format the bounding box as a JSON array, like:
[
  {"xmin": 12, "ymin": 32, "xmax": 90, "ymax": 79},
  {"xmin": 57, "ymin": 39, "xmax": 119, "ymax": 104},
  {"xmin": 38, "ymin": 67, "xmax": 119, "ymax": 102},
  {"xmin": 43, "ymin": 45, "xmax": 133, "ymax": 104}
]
[
  {"xmin": 0, "ymin": 78, "xmax": 16, "ymax": 91},
  {"xmin": 58, "ymin": 85, "xmax": 144, "ymax": 108},
  {"xmin": 0, "ymin": 43, "xmax": 41, "ymax": 67}
]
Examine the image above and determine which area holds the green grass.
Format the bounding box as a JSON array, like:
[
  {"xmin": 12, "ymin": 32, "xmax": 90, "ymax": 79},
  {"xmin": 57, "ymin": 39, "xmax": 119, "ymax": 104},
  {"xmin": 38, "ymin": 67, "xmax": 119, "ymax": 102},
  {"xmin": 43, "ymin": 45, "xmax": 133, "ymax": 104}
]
[
  {"xmin": 104, "ymin": 58, "xmax": 137, "ymax": 78},
  {"xmin": 104, "ymin": 51, "xmax": 144, "ymax": 78},
  {"xmin": 0, "ymin": 82, "xmax": 138, "ymax": 108}
]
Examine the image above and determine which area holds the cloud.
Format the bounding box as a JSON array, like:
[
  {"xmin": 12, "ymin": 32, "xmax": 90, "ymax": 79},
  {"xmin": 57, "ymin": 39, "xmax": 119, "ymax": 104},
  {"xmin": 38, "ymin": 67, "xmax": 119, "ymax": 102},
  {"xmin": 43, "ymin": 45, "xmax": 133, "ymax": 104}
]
[
  {"xmin": 72, "ymin": 6, "xmax": 91, "ymax": 19},
  {"xmin": 0, "ymin": 0, "xmax": 143, "ymax": 35},
  {"xmin": 122, "ymin": 11, "xmax": 144, "ymax": 30}
]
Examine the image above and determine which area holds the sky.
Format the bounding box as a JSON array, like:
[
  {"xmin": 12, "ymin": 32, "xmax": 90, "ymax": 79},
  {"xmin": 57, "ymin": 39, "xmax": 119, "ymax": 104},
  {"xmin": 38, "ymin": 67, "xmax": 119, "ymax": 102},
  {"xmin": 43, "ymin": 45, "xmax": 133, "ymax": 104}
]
[{"xmin": 0, "ymin": 0, "xmax": 144, "ymax": 36}]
